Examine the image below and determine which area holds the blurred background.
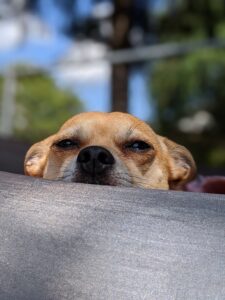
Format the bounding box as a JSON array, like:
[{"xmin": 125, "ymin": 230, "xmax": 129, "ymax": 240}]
[{"xmin": 0, "ymin": 0, "xmax": 225, "ymax": 175}]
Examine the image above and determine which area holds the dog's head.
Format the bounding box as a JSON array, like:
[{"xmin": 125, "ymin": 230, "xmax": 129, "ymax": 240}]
[{"xmin": 24, "ymin": 112, "xmax": 196, "ymax": 190}]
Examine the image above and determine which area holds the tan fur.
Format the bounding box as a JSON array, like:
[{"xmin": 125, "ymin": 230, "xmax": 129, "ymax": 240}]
[{"xmin": 24, "ymin": 112, "xmax": 196, "ymax": 190}]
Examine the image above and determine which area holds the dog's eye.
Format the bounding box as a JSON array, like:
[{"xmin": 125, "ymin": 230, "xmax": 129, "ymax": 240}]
[
  {"xmin": 126, "ymin": 141, "xmax": 152, "ymax": 152},
  {"xmin": 55, "ymin": 139, "xmax": 78, "ymax": 149}
]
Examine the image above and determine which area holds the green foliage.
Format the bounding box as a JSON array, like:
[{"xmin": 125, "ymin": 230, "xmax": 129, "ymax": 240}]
[
  {"xmin": 10, "ymin": 72, "xmax": 83, "ymax": 142},
  {"xmin": 149, "ymin": 0, "xmax": 225, "ymax": 170},
  {"xmin": 209, "ymin": 147, "xmax": 225, "ymax": 166},
  {"xmin": 152, "ymin": 50, "xmax": 225, "ymax": 130},
  {"xmin": 157, "ymin": 0, "xmax": 225, "ymax": 41},
  {"xmin": 151, "ymin": 49, "xmax": 225, "ymax": 168}
]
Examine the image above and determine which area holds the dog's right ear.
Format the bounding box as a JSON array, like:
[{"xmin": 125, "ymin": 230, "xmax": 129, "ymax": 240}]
[{"xmin": 24, "ymin": 135, "xmax": 55, "ymax": 177}]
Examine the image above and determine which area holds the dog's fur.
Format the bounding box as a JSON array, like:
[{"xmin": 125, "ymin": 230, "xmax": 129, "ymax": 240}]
[{"xmin": 24, "ymin": 112, "xmax": 196, "ymax": 190}]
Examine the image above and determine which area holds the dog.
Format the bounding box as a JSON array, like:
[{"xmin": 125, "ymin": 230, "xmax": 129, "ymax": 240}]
[{"xmin": 24, "ymin": 112, "xmax": 196, "ymax": 190}]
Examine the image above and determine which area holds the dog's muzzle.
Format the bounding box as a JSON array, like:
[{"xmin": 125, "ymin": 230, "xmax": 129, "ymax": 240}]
[{"xmin": 77, "ymin": 146, "xmax": 115, "ymax": 179}]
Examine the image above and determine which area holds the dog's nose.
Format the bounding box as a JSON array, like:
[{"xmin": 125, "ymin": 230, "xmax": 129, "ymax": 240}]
[{"xmin": 77, "ymin": 146, "xmax": 115, "ymax": 175}]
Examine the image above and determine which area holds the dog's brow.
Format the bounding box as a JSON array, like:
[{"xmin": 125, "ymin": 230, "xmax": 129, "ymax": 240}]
[
  {"xmin": 125, "ymin": 122, "xmax": 143, "ymax": 139},
  {"xmin": 125, "ymin": 127, "xmax": 134, "ymax": 139},
  {"xmin": 59, "ymin": 126, "xmax": 82, "ymax": 138}
]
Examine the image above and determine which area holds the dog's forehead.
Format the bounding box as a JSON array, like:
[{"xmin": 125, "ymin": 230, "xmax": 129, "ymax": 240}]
[{"xmin": 58, "ymin": 112, "xmax": 156, "ymax": 140}]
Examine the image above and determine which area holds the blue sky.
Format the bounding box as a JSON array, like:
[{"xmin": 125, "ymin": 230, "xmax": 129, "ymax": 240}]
[
  {"xmin": 0, "ymin": 34, "xmax": 71, "ymax": 67},
  {"xmin": 0, "ymin": 0, "xmax": 155, "ymax": 121}
]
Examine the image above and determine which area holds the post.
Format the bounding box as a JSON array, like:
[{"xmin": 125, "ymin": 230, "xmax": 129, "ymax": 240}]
[{"xmin": 110, "ymin": 0, "xmax": 132, "ymax": 112}]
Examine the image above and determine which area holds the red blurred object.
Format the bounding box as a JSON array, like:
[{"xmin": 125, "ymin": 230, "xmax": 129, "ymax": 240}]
[{"xmin": 185, "ymin": 176, "xmax": 225, "ymax": 194}]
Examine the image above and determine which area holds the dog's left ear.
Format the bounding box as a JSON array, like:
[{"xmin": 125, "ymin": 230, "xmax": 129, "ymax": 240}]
[
  {"xmin": 24, "ymin": 135, "xmax": 55, "ymax": 177},
  {"xmin": 159, "ymin": 136, "xmax": 197, "ymax": 190}
]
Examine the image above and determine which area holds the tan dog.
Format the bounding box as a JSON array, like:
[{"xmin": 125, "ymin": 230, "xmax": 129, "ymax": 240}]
[{"xmin": 24, "ymin": 112, "xmax": 196, "ymax": 190}]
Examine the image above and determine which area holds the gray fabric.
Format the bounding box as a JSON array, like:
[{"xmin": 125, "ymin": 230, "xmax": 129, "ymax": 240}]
[{"xmin": 0, "ymin": 171, "xmax": 225, "ymax": 300}]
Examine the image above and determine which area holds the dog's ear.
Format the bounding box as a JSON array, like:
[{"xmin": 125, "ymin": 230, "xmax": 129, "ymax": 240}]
[
  {"xmin": 159, "ymin": 136, "xmax": 197, "ymax": 190},
  {"xmin": 24, "ymin": 135, "xmax": 55, "ymax": 177}
]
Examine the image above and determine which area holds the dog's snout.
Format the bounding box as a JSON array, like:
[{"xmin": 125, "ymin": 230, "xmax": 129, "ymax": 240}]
[{"xmin": 77, "ymin": 146, "xmax": 115, "ymax": 175}]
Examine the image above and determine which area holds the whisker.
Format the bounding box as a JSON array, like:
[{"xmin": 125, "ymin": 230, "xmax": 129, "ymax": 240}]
[
  {"xmin": 115, "ymin": 172, "xmax": 150, "ymax": 183},
  {"xmin": 113, "ymin": 176, "xmax": 147, "ymax": 188}
]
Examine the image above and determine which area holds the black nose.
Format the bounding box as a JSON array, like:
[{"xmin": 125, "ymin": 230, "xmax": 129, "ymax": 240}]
[{"xmin": 77, "ymin": 146, "xmax": 115, "ymax": 175}]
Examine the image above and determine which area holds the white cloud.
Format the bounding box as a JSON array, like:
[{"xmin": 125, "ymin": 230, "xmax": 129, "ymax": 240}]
[
  {"xmin": 55, "ymin": 62, "xmax": 110, "ymax": 85},
  {"xmin": 92, "ymin": 2, "xmax": 114, "ymax": 19},
  {"xmin": 0, "ymin": 19, "xmax": 23, "ymax": 50},
  {"xmin": 59, "ymin": 40, "xmax": 108, "ymax": 62},
  {"xmin": 54, "ymin": 41, "xmax": 111, "ymax": 86},
  {"xmin": 0, "ymin": 14, "xmax": 51, "ymax": 51}
]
